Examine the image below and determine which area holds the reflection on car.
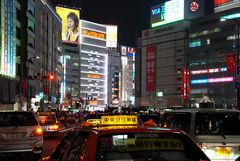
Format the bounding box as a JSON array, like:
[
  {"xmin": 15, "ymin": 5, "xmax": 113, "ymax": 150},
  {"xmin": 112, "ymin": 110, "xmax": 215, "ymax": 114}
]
[
  {"xmin": 40, "ymin": 115, "xmax": 210, "ymax": 161},
  {"xmin": 0, "ymin": 111, "xmax": 43, "ymax": 161}
]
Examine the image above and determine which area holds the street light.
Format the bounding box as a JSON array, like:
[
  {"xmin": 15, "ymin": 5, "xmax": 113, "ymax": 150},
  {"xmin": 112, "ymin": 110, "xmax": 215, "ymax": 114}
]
[
  {"xmin": 221, "ymin": 17, "xmax": 240, "ymax": 110},
  {"xmin": 26, "ymin": 56, "xmax": 39, "ymax": 111}
]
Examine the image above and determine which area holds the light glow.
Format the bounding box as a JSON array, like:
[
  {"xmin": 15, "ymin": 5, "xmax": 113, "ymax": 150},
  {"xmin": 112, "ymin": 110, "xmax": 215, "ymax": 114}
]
[
  {"xmin": 191, "ymin": 77, "xmax": 234, "ymax": 84},
  {"xmin": 191, "ymin": 67, "xmax": 227, "ymax": 75},
  {"xmin": 151, "ymin": 0, "xmax": 184, "ymax": 28}
]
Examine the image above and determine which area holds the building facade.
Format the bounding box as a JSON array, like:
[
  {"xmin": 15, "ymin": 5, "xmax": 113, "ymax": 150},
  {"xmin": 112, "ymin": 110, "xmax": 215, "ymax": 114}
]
[
  {"xmin": 107, "ymin": 48, "xmax": 121, "ymax": 107},
  {"xmin": 140, "ymin": 21, "xmax": 189, "ymax": 108},
  {"xmin": 79, "ymin": 20, "xmax": 108, "ymax": 111},
  {"xmin": 187, "ymin": 7, "xmax": 240, "ymax": 108},
  {"xmin": 60, "ymin": 44, "xmax": 80, "ymax": 108},
  {"xmin": 0, "ymin": 0, "xmax": 18, "ymax": 110},
  {"xmin": 120, "ymin": 46, "xmax": 136, "ymax": 107},
  {"xmin": 0, "ymin": 0, "xmax": 62, "ymax": 111}
]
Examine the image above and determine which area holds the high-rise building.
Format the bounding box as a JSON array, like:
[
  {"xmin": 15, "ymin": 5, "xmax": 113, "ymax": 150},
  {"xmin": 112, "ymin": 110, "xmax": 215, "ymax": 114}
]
[
  {"xmin": 187, "ymin": 7, "xmax": 240, "ymax": 108},
  {"xmin": 79, "ymin": 20, "xmax": 108, "ymax": 111},
  {"xmin": 120, "ymin": 46, "xmax": 136, "ymax": 107},
  {"xmin": 0, "ymin": 0, "xmax": 62, "ymax": 111}
]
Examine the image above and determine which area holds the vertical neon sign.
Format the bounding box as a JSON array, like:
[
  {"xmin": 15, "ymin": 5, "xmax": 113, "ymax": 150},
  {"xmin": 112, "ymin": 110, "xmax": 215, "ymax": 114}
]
[{"xmin": 0, "ymin": 0, "xmax": 16, "ymax": 78}]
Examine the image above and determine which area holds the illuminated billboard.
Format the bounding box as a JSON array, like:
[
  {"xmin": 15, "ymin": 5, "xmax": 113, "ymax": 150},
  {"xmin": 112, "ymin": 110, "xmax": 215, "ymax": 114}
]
[
  {"xmin": 56, "ymin": 6, "xmax": 80, "ymax": 44},
  {"xmin": 214, "ymin": 0, "xmax": 240, "ymax": 12},
  {"xmin": 151, "ymin": 0, "xmax": 184, "ymax": 28},
  {"xmin": 106, "ymin": 25, "xmax": 118, "ymax": 48},
  {"xmin": 214, "ymin": 0, "xmax": 239, "ymax": 7},
  {"xmin": 0, "ymin": 0, "xmax": 16, "ymax": 78}
]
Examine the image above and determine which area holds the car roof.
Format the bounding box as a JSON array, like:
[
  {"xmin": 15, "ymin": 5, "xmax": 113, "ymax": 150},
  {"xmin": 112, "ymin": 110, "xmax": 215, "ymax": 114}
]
[
  {"xmin": 73, "ymin": 126, "xmax": 184, "ymax": 135},
  {"xmin": 163, "ymin": 108, "xmax": 240, "ymax": 113}
]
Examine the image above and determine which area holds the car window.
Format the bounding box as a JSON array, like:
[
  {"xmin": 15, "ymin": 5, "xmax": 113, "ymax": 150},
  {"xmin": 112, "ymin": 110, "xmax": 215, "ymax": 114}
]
[
  {"xmin": 38, "ymin": 112, "xmax": 57, "ymax": 125},
  {"xmin": 51, "ymin": 132, "xmax": 77, "ymax": 161},
  {"xmin": 195, "ymin": 112, "xmax": 240, "ymax": 135},
  {"xmin": 66, "ymin": 132, "xmax": 90, "ymax": 161},
  {"xmin": 161, "ymin": 112, "xmax": 191, "ymax": 133},
  {"xmin": 0, "ymin": 112, "xmax": 38, "ymax": 126},
  {"xmin": 96, "ymin": 132, "xmax": 209, "ymax": 161}
]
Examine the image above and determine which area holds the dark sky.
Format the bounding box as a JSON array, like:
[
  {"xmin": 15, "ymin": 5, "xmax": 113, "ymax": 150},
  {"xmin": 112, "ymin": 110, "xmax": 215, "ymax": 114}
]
[
  {"xmin": 53, "ymin": 0, "xmax": 214, "ymax": 46},
  {"xmin": 54, "ymin": 0, "xmax": 162, "ymax": 46}
]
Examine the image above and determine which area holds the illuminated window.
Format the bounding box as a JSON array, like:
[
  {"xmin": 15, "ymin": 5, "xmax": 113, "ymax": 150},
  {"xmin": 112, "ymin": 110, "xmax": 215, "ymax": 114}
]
[
  {"xmin": 28, "ymin": 2, "xmax": 35, "ymax": 16},
  {"xmin": 28, "ymin": 19, "xmax": 35, "ymax": 32}
]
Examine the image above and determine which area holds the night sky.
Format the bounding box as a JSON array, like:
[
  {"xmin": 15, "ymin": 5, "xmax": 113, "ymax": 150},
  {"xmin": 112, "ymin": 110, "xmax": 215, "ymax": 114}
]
[
  {"xmin": 53, "ymin": 0, "xmax": 214, "ymax": 46},
  {"xmin": 53, "ymin": 0, "xmax": 162, "ymax": 46}
]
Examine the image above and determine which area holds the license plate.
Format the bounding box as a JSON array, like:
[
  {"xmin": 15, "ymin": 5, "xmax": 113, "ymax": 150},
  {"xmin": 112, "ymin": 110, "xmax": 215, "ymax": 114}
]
[
  {"xmin": 216, "ymin": 147, "xmax": 232, "ymax": 156},
  {"xmin": 7, "ymin": 134, "xmax": 17, "ymax": 140}
]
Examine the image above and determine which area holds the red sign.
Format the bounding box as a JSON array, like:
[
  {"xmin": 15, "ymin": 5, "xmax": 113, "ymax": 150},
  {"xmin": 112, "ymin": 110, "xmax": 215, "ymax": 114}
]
[
  {"xmin": 214, "ymin": 0, "xmax": 230, "ymax": 7},
  {"xmin": 146, "ymin": 45, "xmax": 156, "ymax": 92},
  {"xmin": 226, "ymin": 54, "xmax": 236, "ymax": 73},
  {"xmin": 43, "ymin": 86, "xmax": 49, "ymax": 94},
  {"xmin": 190, "ymin": 1, "xmax": 199, "ymax": 12},
  {"xmin": 182, "ymin": 68, "xmax": 190, "ymax": 100}
]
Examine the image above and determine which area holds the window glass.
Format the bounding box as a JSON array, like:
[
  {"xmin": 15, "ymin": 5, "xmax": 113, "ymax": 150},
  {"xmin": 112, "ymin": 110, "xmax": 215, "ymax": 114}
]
[
  {"xmin": 28, "ymin": 19, "xmax": 35, "ymax": 32},
  {"xmin": 0, "ymin": 112, "xmax": 38, "ymax": 126},
  {"xmin": 66, "ymin": 132, "xmax": 90, "ymax": 161},
  {"xmin": 27, "ymin": 2, "xmax": 35, "ymax": 16},
  {"xmin": 96, "ymin": 133, "xmax": 209, "ymax": 161},
  {"xmin": 51, "ymin": 132, "xmax": 77, "ymax": 161},
  {"xmin": 195, "ymin": 112, "xmax": 240, "ymax": 135},
  {"xmin": 161, "ymin": 113, "xmax": 191, "ymax": 133}
]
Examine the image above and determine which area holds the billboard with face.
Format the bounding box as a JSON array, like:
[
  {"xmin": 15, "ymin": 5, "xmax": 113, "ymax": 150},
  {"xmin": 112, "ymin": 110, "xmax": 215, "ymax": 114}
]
[{"xmin": 56, "ymin": 6, "xmax": 80, "ymax": 44}]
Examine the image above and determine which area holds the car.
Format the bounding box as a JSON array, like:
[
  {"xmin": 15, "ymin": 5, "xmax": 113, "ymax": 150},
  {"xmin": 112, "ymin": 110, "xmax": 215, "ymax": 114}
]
[
  {"xmin": 0, "ymin": 111, "xmax": 43, "ymax": 160},
  {"xmin": 160, "ymin": 107, "xmax": 240, "ymax": 161},
  {"xmin": 41, "ymin": 115, "xmax": 210, "ymax": 161},
  {"xmin": 37, "ymin": 111, "xmax": 59, "ymax": 137}
]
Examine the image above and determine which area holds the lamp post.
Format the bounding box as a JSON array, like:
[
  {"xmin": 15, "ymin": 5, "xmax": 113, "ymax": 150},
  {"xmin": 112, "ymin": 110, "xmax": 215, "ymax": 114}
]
[
  {"xmin": 221, "ymin": 18, "xmax": 240, "ymax": 110},
  {"xmin": 26, "ymin": 56, "xmax": 39, "ymax": 111}
]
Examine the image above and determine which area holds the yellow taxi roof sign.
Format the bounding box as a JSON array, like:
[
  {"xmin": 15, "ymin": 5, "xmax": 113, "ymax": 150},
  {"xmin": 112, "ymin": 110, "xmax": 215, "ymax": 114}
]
[{"xmin": 101, "ymin": 115, "xmax": 138, "ymax": 126}]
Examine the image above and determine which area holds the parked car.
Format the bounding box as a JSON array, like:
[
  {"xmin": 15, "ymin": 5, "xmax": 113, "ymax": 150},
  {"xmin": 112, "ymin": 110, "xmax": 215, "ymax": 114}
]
[
  {"xmin": 0, "ymin": 111, "xmax": 43, "ymax": 160},
  {"xmin": 40, "ymin": 115, "xmax": 210, "ymax": 161},
  {"xmin": 160, "ymin": 107, "xmax": 240, "ymax": 161},
  {"xmin": 37, "ymin": 111, "xmax": 59, "ymax": 137}
]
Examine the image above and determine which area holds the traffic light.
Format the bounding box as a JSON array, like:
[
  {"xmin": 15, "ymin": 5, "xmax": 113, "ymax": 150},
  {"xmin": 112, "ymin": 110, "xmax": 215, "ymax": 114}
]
[{"xmin": 48, "ymin": 74, "xmax": 54, "ymax": 80}]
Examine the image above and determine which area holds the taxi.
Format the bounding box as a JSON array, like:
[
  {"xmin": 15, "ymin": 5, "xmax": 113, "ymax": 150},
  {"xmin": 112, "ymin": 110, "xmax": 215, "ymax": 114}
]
[{"xmin": 40, "ymin": 115, "xmax": 210, "ymax": 161}]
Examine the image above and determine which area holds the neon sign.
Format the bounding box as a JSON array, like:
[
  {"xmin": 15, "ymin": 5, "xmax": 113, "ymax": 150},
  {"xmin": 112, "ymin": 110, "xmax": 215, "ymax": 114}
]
[
  {"xmin": 0, "ymin": 0, "xmax": 16, "ymax": 78},
  {"xmin": 87, "ymin": 74, "xmax": 102, "ymax": 79},
  {"xmin": 191, "ymin": 77, "xmax": 234, "ymax": 84},
  {"xmin": 191, "ymin": 67, "xmax": 227, "ymax": 75},
  {"xmin": 83, "ymin": 29, "xmax": 105, "ymax": 40}
]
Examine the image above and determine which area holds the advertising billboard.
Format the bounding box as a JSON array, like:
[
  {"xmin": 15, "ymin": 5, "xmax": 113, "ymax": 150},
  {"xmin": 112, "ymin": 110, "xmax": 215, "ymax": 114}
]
[
  {"xmin": 56, "ymin": 6, "xmax": 80, "ymax": 44},
  {"xmin": 106, "ymin": 25, "xmax": 118, "ymax": 48},
  {"xmin": 146, "ymin": 46, "xmax": 156, "ymax": 92},
  {"xmin": 214, "ymin": 0, "xmax": 240, "ymax": 12},
  {"xmin": 151, "ymin": 0, "xmax": 184, "ymax": 28},
  {"xmin": 0, "ymin": 0, "xmax": 16, "ymax": 78}
]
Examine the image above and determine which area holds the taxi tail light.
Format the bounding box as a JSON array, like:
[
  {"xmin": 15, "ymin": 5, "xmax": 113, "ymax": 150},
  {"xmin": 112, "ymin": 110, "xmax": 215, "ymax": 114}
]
[
  {"xmin": 49, "ymin": 124, "xmax": 59, "ymax": 130},
  {"xmin": 30, "ymin": 127, "xmax": 43, "ymax": 137}
]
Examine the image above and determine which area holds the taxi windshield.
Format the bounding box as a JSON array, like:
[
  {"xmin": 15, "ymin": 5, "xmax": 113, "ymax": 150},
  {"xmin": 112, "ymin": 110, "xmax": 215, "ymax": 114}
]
[
  {"xmin": 195, "ymin": 112, "xmax": 240, "ymax": 135},
  {"xmin": 96, "ymin": 133, "xmax": 209, "ymax": 161}
]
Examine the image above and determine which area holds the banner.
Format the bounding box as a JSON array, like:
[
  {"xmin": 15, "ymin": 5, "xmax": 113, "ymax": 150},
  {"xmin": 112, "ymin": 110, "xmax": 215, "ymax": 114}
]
[
  {"xmin": 146, "ymin": 46, "xmax": 156, "ymax": 92},
  {"xmin": 226, "ymin": 54, "xmax": 236, "ymax": 73}
]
